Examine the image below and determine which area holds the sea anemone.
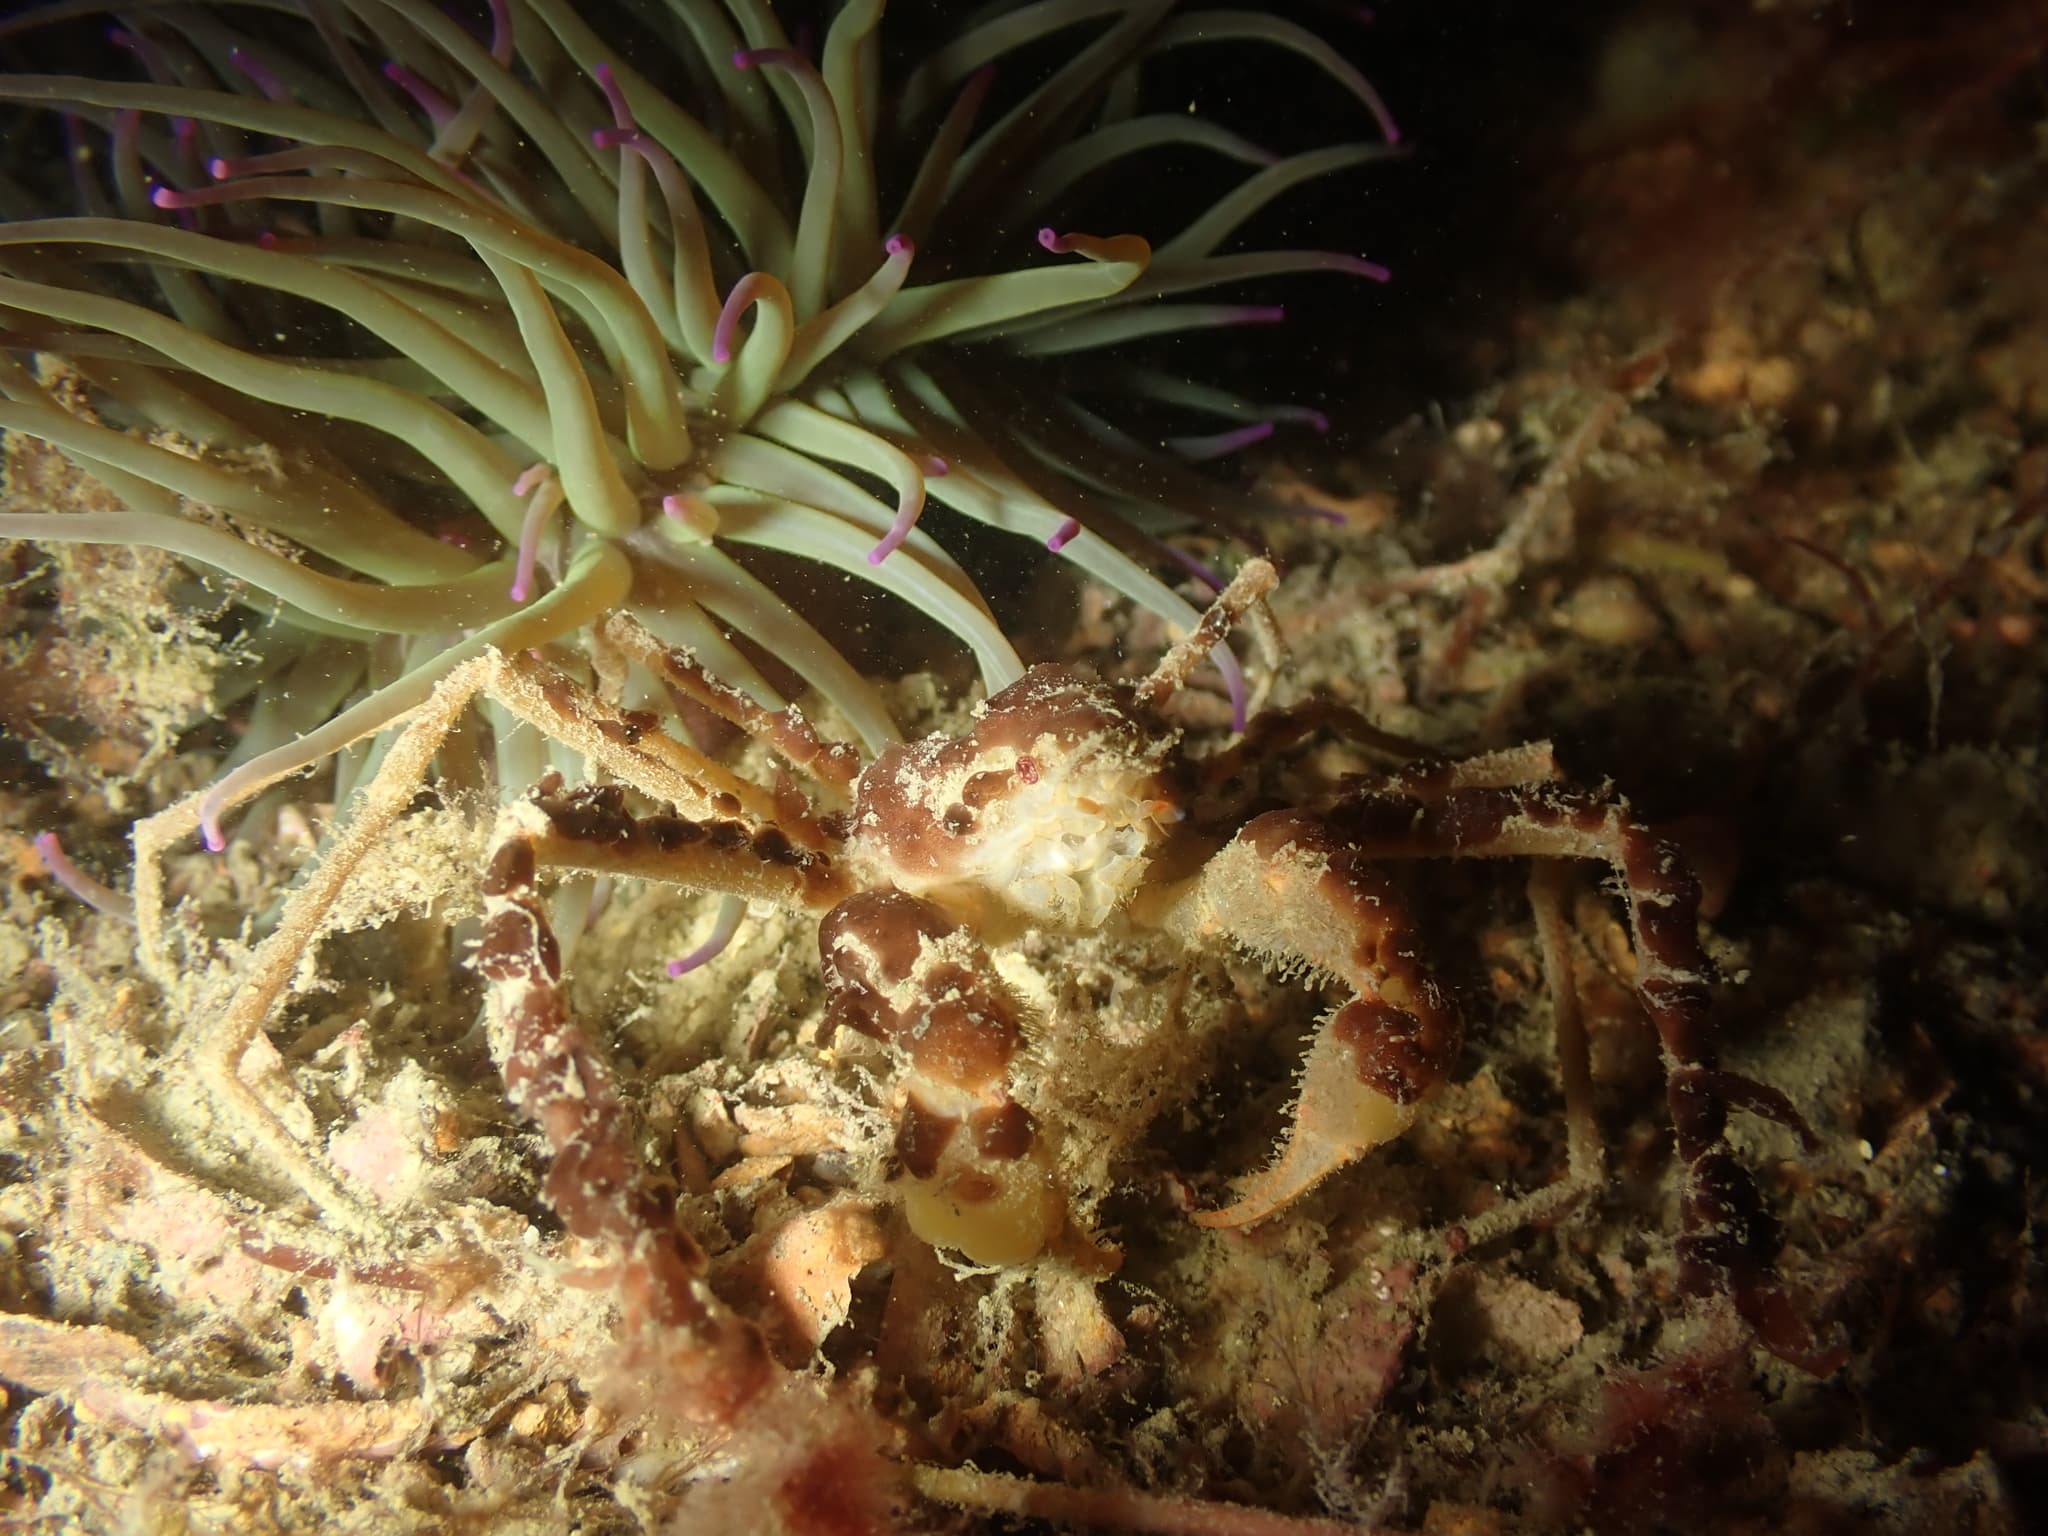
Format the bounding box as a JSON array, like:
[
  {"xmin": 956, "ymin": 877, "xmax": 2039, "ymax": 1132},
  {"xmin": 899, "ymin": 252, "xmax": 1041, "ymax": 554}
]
[{"xmin": 0, "ymin": 0, "xmax": 1395, "ymax": 858}]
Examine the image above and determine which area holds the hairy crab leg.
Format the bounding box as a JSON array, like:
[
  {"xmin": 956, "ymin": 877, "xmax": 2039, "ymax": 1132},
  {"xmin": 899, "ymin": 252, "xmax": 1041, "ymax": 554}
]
[
  {"xmin": 502, "ymin": 775, "xmax": 852, "ymax": 912},
  {"xmin": 122, "ymin": 633, "xmax": 846, "ymax": 1238},
  {"xmin": 131, "ymin": 626, "xmax": 808, "ymax": 977},
  {"xmin": 817, "ymin": 889, "xmax": 1071, "ymax": 1268},
  {"xmin": 600, "ymin": 610, "xmax": 863, "ymax": 795},
  {"xmin": 471, "ymin": 645, "xmax": 835, "ymax": 847},
  {"xmin": 1164, "ymin": 728, "xmax": 1585, "ymax": 1231},
  {"xmin": 1526, "ymin": 860, "xmax": 1605, "ymax": 1189},
  {"xmin": 479, "ymin": 827, "xmax": 778, "ymax": 1423},
  {"xmin": 156, "ymin": 653, "xmax": 504, "ymax": 1237},
  {"xmin": 1325, "ymin": 782, "xmax": 1838, "ymax": 1368},
  {"xmin": 1436, "ymin": 861, "xmax": 1609, "ymax": 1256},
  {"xmin": 1134, "ymin": 554, "xmax": 1277, "ymax": 711}
]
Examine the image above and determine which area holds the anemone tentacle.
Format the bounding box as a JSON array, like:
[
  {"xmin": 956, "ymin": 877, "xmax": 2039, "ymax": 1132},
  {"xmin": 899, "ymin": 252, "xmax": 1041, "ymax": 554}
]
[{"xmin": 0, "ymin": 0, "xmax": 1398, "ymax": 857}]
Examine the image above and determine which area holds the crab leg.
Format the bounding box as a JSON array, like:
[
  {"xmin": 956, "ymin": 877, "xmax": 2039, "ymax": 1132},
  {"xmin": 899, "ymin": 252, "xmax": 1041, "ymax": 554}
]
[
  {"xmin": 600, "ymin": 611, "xmax": 863, "ymax": 795},
  {"xmin": 1327, "ymin": 782, "xmax": 1833, "ymax": 1361},
  {"xmin": 479, "ymin": 825, "xmax": 778, "ymax": 1424},
  {"xmin": 149, "ymin": 654, "xmax": 502, "ymax": 1237},
  {"xmin": 505, "ymin": 777, "xmax": 852, "ymax": 913},
  {"xmin": 1135, "ymin": 554, "xmax": 1277, "ymax": 709},
  {"xmin": 819, "ymin": 890, "xmax": 1066, "ymax": 1266},
  {"xmin": 1164, "ymin": 809, "xmax": 1461, "ymax": 1228},
  {"xmin": 477, "ymin": 644, "xmax": 841, "ymax": 851}
]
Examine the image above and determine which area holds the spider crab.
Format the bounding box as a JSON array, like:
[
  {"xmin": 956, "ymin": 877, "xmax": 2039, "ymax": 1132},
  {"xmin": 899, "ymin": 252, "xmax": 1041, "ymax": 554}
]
[
  {"xmin": 132, "ymin": 554, "xmax": 1812, "ymax": 1285},
  {"xmin": 456, "ymin": 558, "xmax": 1811, "ymax": 1325}
]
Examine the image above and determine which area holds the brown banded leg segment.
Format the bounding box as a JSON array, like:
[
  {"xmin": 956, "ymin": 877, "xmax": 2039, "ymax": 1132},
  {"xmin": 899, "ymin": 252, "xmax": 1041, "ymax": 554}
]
[
  {"xmin": 600, "ymin": 612, "xmax": 863, "ymax": 795},
  {"xmin": 486, "ymin": 645, "xmax": 845, "ymax": 852},
  {"xmin": 819, "ymin": 891, "xmax": 1063, "ymax": 1266},
  {"xmin": 480, "ymin": 828, "xmax": 775, "ymax": 1426},
  {"xmin": 506, "ymin": 778, "xmax": 852, "ymax": 914},
  {"xmin": 1134, "ymin": 555, "xmax": 1278, "ymax": 709},
  {"xmin": 1165, "ymin": 810, "xmax": 1460, "ymax": 1229},
  {"xmin": 1329, "ymin": 784, "xmax": 1826, "ymax": 1356}
]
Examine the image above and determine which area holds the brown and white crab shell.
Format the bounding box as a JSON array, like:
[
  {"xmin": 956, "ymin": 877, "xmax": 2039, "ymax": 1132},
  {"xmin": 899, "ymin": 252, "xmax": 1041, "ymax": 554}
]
[{"xmin": 846, "ymin": 665, "xmax": 1186, "ymax": 939}]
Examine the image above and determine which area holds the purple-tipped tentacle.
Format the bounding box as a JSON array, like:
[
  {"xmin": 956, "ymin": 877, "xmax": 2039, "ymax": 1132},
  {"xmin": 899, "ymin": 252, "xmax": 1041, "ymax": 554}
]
[
  {"xmin": 1046, "ymin": 517, "xmax": 1082, "ymax": 553},
  {"xmin": 1334, "ymin": 254, "xmax": 1391, "ymax": 283},
  {"xmin": 384, "ymin": 60, "xmax": 457, "ymax": 127},
  {"xmin": 591, "ymin": 61, "xmax": 633, "ymax": 131},
  {"xmin": 668, "ymin": 895, "xmax": 746, "ymax": 977},
  {"xmin": 226, "ymin": 46, "xmax": 291, "ymax": 103},
  {"xmin": 198, "ymin": 792, "xmax": 230, "ymax": 854},
  {"xmin": 35, "ymin": 833, "xmax": 135, "ymax": 922},
  {"xmin": 712, "ymin": 272, "xmax": 778, "ymax": 364},
  {"xmin": 866, "ymin": 493, "xmax": 926, "ymax": 565},
  {"xmin": 171, "ymin": 115, "xmax": 202, "ymax": 178},
  {"xmin": 1168, "ymin": 420, "xmax": 1276, "ymax": 463},
  {"xmin": 486, "ymin": 0, "xmax": 514, "ymax": 66},
  {"xmin": 1216, "ymin": 642, "xmax": 1250, "ymax": 733},
  {"xmin": 1273, "ymin": 499, "xmax": 1348, "ymax": 527},
  {"xmin": 732, "ymin": 47, "xmax": 806, "ymax": 74},
  {"xmin": 508, "ymin": 465, "xmax": 562, "ymax": 603},
  {"xmin": 105, "ymin": 26, "xmax": 168, "ymax": 78},
  {"xmin": 1153, "ymin": 541, "xmax": 1226, "ymax": 594},
  {"xmin": 865, "ymin": 437, "xmax": 929, "ymax": 565}
]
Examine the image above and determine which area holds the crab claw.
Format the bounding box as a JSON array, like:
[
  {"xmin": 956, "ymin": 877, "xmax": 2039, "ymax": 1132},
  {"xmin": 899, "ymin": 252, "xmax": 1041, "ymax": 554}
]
[
  {"xmin": 1167, "ymin": 810, "xmax": 1460, "ymax": 1229},
  {"xmin": 1193, "ymin": 1012, "xmax": 1422, "ymax": 1227}
]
